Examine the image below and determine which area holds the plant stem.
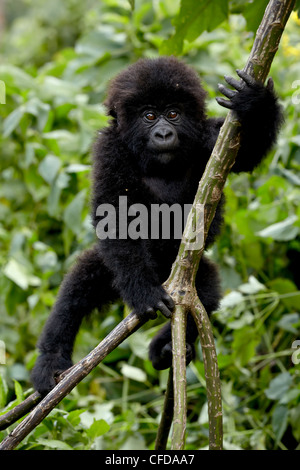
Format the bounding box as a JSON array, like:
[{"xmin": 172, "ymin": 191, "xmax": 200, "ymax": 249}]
[
  {"xmin": 171, "ymin": 305, "xmax": 187, "ymax": 450},
  {"xmin": 191, "ymin": 301, "xmax": 222, "ymax": 450},
  {"xmin": 155, "ymin": 367, "xmax": 174, "ymax": 450}
]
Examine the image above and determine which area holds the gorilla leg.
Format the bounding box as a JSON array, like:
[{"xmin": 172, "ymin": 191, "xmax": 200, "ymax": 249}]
[
  {"xmin": 149, "ymin": 256, "xmax": 221, "ymax": 370},
  {"xmin": 31, "ymin": 245, "xmax": 116, "ymax": 394}
]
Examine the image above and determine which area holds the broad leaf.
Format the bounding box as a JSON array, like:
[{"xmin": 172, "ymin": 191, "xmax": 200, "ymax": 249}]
[
  {"xmin": 161, "ymin": 0, "xmax": 228, "ymax": 54},
  {"xmin": 256, "ymin": 215, "xmax": 299, "ymax": 241},
  {"xmin": 272, "ymin": 405, "xmax": 288, "ymax": 443},
  {"xmin": 63, "ymin": 189, "xmax": 87, "ymax": 236},
  {"xmin": 265, "ymin": 372, "xmax": 293, "ymax": 400},
  {"xmin": 86, "ymin": 419, "xmax": 110, "ymax": 439}
]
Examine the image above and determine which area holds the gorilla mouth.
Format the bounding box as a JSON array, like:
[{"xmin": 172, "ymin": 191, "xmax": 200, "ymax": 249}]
[
  {"xmin": 148, "ymin": 138, "xmax": 180, "ymax": 162},
  {"xmin": 149, "ymin": 134, "xmax": 179, "ymax": 153},
  {"xmin": 156, "ymin": 152, "xmax": 176, "ymax": 164}
]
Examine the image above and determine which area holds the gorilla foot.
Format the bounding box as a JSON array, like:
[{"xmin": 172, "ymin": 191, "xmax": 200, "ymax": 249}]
[
  {"xmin": 31, "ymin": 352, "xmax": 73, "ymax": 396},
  {"xmin": 150, "ymin": 341, "xmax": 195, "ymax": 370}
]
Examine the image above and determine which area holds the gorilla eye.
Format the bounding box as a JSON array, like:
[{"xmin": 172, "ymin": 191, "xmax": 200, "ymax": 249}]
[
  {"xmin": 168, "ymin": 111, "xmax": 178, "ymax": 119},
  {"xmin": 145, "ymin": 112, "xmax": 156, "ymax": 121}
]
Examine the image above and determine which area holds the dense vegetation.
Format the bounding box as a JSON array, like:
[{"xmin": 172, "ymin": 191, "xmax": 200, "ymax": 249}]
[{"xmin": 0, "ymin": 0, "xmax": 299, "ymax": 450}]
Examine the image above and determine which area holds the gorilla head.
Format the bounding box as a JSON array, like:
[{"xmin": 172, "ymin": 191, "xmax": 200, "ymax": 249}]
[{"xmin": 104, "ymin": 57, "xmax": 207, "ymax": 166}]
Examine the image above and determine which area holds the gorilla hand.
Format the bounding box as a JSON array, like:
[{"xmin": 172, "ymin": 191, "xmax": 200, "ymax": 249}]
[{"xmin": 132, "ymin": 285, "xmax": 175, "ymax": 320}]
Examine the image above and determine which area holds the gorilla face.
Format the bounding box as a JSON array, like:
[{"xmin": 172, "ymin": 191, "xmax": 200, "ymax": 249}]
[
  {"xmin": 141, "ymin": 107, "xmax": 180, "ymax": 163},
  {"xmin": 117, "ymin": 101, "xmax": 204, "ymax": 171}
]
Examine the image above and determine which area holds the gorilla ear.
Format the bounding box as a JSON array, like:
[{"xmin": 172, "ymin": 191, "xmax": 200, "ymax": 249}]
[
  {"xmin": 109, "ymin": 105, "xmax": 118, "ymax": 119},
  {"xmin": 104, "ymin": 98, "xmax": 118, "ymax": 119}
]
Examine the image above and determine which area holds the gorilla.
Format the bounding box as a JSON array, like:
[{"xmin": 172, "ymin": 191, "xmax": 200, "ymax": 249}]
[{"xmin": 32, "ymin": 56, "xmax": 283, "ymax": 395}]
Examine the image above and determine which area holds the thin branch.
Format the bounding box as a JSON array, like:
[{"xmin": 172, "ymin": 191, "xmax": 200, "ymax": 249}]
[
  {"xmin": 0, "ymin": 311, "xmax": 145, "ymax": 450},
  {"xmin": 191, "ymin": 302, "xmax": 222, "ymax": 450},
  {"xmin": 155, "ymin": 367, "xmax": 174, "ymax": 450},
  {"xmin": 0, "ymin": 392, "xmax": 41, "ymax": 431},
  {"xmin": 171, "ymin": 305, "xmax": 187, "ymax": 450}
]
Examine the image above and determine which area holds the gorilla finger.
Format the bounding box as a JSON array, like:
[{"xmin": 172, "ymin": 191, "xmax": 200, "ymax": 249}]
[
  {"xmin": 161, "ymin": 292, "xmax": 175, "ymax": 310},
  {"xmin": 146, "ymin": 307, "xmax": 158, "ymax": 320},
  {"xmin": 266, "ymin": 77, "xmax": 274, "ymax": 91},
  {"xmin": 218, "ymin": 83, "xmax": 237, "ymax": 99},
  {"xmin": 224, "ymin": 75, "xmax": 244, "ymax": 91},
  {"xmin": 216, "ymin": 97, "xmax": 234, "ymax": 110},
  {"xmin": 161, "ymin": 342, "xmax": 172, "ymax": 360},
  {"xmin": 156, "ymin": 300, "xmax": 172, "ymax": 318},
  {"xmin": 236, "ymin": 69, "xmax": 257, "ymax": 87},
  {"xmin": 186, "ymin": 343, "xmax": 195, "ymax": 365},
  {"xmin": 156, "ymin": 342, "xmax": 173, "ymax": 369}
]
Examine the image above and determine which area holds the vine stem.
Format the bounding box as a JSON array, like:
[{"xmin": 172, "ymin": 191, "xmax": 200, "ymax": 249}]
[{"xmin": 191, "ymin": 302, "xmax": 222, "ymax": 450}]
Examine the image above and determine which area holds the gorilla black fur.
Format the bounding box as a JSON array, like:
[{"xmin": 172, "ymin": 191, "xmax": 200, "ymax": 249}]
[{"xmin": 32, "ymin": 56, "xmax": 283, "ymax": 394}]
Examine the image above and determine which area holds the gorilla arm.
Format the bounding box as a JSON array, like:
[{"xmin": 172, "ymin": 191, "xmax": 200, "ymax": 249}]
[{"xmin": 210, "ymin": 70, "xmax": 283, "ymax": 173}]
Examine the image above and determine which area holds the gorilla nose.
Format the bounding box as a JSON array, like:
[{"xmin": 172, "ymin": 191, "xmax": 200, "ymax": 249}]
[
  {"xmin": 154, "ymin": 127, "xmax": 175, "ymax": 142},
  {"xmin": 152, "ymin": 125, "xmax": 179, "ymax": 151}
]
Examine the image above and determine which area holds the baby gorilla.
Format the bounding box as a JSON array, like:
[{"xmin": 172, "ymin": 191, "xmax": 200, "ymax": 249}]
[{"xmin": 32, "ymin": 57, "xmax": 283, "ymax": 394}]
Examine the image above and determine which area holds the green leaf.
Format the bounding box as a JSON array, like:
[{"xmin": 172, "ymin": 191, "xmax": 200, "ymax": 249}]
[
  {"xmin": 268, "ymin": 278, "xmax": 300, "ymax": 310},
  {"xmin": 232, "ymin": 327, "xmax": 260, "ymax": 366},
  {"xmin": 243, "ymin": 0, "xmax": 269, "ymax": 32},
  {"xmin": 25, "ymin": 98, "xmax": 50, "ymax": 131},
  {"xmin": 256, "ymin": 215, "xmax": 299, "ymax": 241},
  {"xmin": 238, "ymin": 276, "xmax": 266, "ymax": 294},
  {"xmin": 0, "ymin": 375, "xmax": 8, "ymax": 408},
  {"xmin": 80, "ymin": 403, "xmax": 114, "ymax": 428},
  {"xmin": 3, "ymin": 106, "xmax": 26, "ymax": 137},
  {"xmin": 66, "ymin": 164, "xmax": 90, "ymax": 173},
  {"xmin": 121, "ymin": 364, "xmax": 147, "ymax": 382},
  {"xmin": 228, "ymin": 310, "xmax": 254, "ymax": 329},
  {"xmin": 272, "ymin": 405, "xmax": 288, "ymax": 443},
  {"xmin": 13, "ymin": 380, "xmax": 23, "ymax": 403},
  {"xmin": 0, "ymin": 64, "xmax": 35, "ymax": 90},
  {"xmin": 43, "ymin": 130, "xmax": 80, "ymax": 154},
  {"xmin": 36, "ymin": 438, "xmax": 73, "ymax": 450},
  {"xmin": 128, "ymin": 0, "xmax": 135, "ymax": 10},
  {"xmin": 120, "ymin": 435, "xmax": 147, "ymax": 450},
  {"xmin": 3, "ymin": 259, "xmax": 41, "ymax": 290},
  {"xmin": 38, "ymin": 155, "xmax": 62, "ymax": 185},
  {"xmin": 63, "ymin": 189, "xmax": 87, "ymax": 236},
  {"xmin": 161, "ymin": 0, "xmax": 228, "ymax": 54},
  {"xmin": 47, "ymin": 172, "xmax": 70, "ymax": 217},
  {"xmin": 265, "ymin": 372, "xmax": 293, "ymax": 400},
  {"xmin": 40, "ymin": 76, "xmax": 80, "ymax": 101},
  {"xmin": 86, "ymin": 419, "xmax": 110, "ymax": 439},
  {"xmin": 277, "ymin": 313, "xmax": 300, "ymax": 334},
  {"xmin": 220, "ymin": 290, "xmax": 244, "ymax": 308},
  {"xmin": 128, "ymin": 331, "xmax": 150, "ymax": 360},
  {"xmin": 67, "ymin": 409, "xmax": 86, "ymax": 427},
  {"xmin": 277, "ymin": 166, "xmax": 300, "ymax": 186}
]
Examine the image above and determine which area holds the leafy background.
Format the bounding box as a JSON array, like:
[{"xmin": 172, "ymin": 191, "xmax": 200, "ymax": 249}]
[{"xmin": 0, "ymin": 0, "xmax": 299, "ymax": 450}]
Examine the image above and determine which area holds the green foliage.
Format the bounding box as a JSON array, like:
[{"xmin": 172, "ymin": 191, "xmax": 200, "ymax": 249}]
[
  {"xmin": 0, "ymin": 0, "xmax": 299, "ymax": 451},
  {"xmin": 160, "ymin": 0, "xmax": 228, "ymax": 55}
]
